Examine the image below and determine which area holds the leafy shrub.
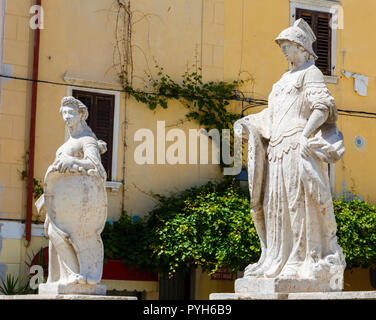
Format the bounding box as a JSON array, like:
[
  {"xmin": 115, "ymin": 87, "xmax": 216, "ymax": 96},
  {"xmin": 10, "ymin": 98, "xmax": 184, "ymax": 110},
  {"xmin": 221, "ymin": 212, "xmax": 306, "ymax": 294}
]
[
  {"xmin": 146, "ymin": 179, "xmax": 259, "ymax": 277},
  {"xmin": 103, "ymin": 178, "xmax": 259, "ymax": 277},
  {"xmin": 102, "ymin": 180, "xmax": 376, "ymax": 278},
  {"xmin": 101, "ymin": 213, "xmax": 159, "ymax": 272},
  {"xmin": 334, "ymin": 199, "xmax": 376, "ymax": 269}
]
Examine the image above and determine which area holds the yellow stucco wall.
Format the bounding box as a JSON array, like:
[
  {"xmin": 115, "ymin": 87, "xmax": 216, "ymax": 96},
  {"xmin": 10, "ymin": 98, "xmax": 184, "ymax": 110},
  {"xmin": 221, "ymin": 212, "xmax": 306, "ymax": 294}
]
[
  {"xmin": 32, "ymin": 0, "xmax": 225, "ymax": 221},
  {"xmin": 0, "ymin": 0, "xmax": 227, "ymax": 292},
  {"xmin": 0, "ymin": 0, "xmax": 375, "ymax": 297},
  {"xmin": 0, "ymin": 0, "xmax": 34, "ymax": 220},
  {"xmin": 224, "ymin": 0, "xmax": 376, "ymax": 204}
]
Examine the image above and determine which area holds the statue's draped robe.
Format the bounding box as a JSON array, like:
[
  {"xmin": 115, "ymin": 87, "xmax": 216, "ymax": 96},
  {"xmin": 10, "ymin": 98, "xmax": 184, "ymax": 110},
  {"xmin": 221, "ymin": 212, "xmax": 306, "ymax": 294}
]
[
  {"xmin": 37, "ymin": 135, "xmax": 107, "ymax": 285},
  {"xmin": 235, "ymin": 64, "xmax": 346, "ymax": 288}
]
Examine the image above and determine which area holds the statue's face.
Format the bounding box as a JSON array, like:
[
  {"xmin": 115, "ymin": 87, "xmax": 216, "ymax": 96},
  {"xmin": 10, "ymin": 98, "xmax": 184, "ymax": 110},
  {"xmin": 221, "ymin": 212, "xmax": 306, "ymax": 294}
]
[
  {"xmin": 61, "ymin": 105, "xmax": 81, "ymax": 129},
  {"xmin": 279, "ymin": 40, "xmax": 304, "ymax": 63}
]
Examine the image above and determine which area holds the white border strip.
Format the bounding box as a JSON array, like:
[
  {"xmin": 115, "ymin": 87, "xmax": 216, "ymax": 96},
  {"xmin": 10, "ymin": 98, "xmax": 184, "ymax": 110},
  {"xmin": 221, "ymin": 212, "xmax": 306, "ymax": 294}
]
[{"xmin": 0, "ymin": 221, "xmax": 45, "ymax": 239}]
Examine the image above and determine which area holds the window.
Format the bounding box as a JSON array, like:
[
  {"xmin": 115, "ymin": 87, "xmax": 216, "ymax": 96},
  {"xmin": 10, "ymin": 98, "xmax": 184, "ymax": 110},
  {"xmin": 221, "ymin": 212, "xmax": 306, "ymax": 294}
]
[
  {"xmin": 72, "ymin": 90, "xmax": 115, "ymax": 181},
  {"xmin": 295, "ymin": 8, "xmax": 332, "ymax": 75},
  {"xmin": 290, "ymin": 0, "xmax": 341, "ymax": 83}
]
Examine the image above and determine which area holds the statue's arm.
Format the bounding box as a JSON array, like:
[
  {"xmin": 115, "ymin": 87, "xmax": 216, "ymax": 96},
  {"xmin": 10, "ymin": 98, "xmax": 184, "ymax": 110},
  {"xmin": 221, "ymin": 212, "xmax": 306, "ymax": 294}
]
[
  {"xmin": 302, "ymin": 108, "xmax": 329, "ymax": 138},
  {"xmin": 51, "ymin": 137, "xmax": 101, "ymax": 173},
  {"xmin": 301, "ymin": 67, "xmax": 338, "ymax": 158},
  {"xmin": 300, "ymin": 109, "xmax": 328, "ymax": 158}
]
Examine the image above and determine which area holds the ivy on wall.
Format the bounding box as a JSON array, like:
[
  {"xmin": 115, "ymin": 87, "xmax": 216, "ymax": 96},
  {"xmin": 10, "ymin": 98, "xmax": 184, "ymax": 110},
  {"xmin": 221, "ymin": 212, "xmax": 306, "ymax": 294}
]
[{"xmin": 122, "ymin": 66, "xmax": 243, "ymax": 131}]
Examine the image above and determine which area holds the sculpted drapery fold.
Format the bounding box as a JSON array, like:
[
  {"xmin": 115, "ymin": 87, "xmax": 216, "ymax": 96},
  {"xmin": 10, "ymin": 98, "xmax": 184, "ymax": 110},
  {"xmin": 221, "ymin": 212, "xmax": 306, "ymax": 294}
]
[
  {"xmin": 234, "ymin": 19, "xmax": 346, "ymax": 292},
  {"xmin": 36, "ymin": 96, "xmax": 108, "ymax": 295}
]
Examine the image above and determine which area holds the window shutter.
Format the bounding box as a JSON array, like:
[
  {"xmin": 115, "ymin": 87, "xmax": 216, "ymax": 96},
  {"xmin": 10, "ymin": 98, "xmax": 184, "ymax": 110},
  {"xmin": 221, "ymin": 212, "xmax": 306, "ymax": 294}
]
[
  {"xmin": 94, "ymin": 95, "xmax": 114, "ymax": 180},
  {"xmin": 315, "ymin": 12, "xmax": 332, "ymax": 75},
  {"xmin": 72, "ymin": 90, "xmax": 115, "ymax": 180},
  {"xmin": 295, "ymin": 8, "xmax": 332, "ymax": 75}
]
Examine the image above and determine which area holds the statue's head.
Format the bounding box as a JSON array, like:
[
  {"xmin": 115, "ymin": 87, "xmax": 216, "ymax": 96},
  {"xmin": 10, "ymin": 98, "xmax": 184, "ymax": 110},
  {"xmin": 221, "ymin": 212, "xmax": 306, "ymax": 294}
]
[
  {"xmin": 275, "ymin": 18, "xmax": 318, "ymax": 62},
  {"xmin": 278, "ymin": 40, "xmax": 310, "ymax": 64},
  {"xmin": 59, "ymin": 96, "xmax": 88, "ymax": 128}
]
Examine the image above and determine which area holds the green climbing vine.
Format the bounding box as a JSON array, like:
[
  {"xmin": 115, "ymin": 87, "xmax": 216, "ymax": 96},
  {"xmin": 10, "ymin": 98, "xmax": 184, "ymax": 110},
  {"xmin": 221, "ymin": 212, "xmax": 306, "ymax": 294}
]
[
  {"xmin": 19, "ymin": 152, "xmax": 43, "ymax": 200},
  {"xmin": 114, "ymin": 0, "xmax": 244, "ymax": 132},
  {"xmin": 121, "ymin": 66, "xmax": 243, "ymax": 131}
]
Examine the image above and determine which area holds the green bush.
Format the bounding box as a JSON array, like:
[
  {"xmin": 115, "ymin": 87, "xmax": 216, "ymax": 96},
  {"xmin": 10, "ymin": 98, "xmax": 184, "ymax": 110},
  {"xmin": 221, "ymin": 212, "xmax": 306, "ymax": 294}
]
[
  {"xmin": 146, "ymin": 179, "xmax": 259, "ymax": 277},
  {"xmin": 334, "ymin": 198, "xmax": 376, "ymax": 269},
  {"xmin": 102, "ymin": 179, "xmax": 376, "ymax": 278},
  {"xmin": 101, "ymin": 213, "xmax": 159, "ymax": 272}
]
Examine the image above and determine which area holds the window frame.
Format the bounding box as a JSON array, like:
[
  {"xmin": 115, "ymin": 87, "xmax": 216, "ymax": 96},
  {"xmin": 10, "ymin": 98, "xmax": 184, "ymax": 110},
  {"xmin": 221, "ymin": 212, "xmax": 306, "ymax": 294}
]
[
  {"xmin": 66, "ymin": 86, "xmax": 120, "ymax": 184},
  {"xmin": 290, "ymin": 0, "xmax": 340, "ymax": 83}
]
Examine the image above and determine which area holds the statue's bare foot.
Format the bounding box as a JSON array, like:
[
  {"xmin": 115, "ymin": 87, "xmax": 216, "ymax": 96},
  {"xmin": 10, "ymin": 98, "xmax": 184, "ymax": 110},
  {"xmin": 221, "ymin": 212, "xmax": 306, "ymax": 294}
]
[
  {"xmin": 243, "ymin": 250, "xmax": 266, "ymax": 277},
  {"xmin": 66, "ymin": 274, "xmax": 81, "ymax": 285},
  {"xmin": 77, "ymin": 275, "xmax": 86, "ymax": 284},
  {"xmin": 244, "ymin": 265, "xmax": 265, "ymax": 277},
  {"xmin": 278, "ymin": 265, "xmax": 298, "ymax": 278},
  {"xmin": 244, "ymin": 263, "xmax": 259, "ymax": 276}
]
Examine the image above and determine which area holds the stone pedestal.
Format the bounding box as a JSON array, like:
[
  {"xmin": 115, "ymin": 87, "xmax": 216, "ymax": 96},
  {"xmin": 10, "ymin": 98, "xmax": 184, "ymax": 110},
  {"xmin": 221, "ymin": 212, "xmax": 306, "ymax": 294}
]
[
  {"xmin": 210, "ymin": 291, "xmax": 376, "ymax": 300},
  {"xmin": 235, "ymin": 277, "xmax": 334, "ymax": 294},
  {"xmin": 38, "ymin": 283, "xmax": 106, "ymax": 295}
]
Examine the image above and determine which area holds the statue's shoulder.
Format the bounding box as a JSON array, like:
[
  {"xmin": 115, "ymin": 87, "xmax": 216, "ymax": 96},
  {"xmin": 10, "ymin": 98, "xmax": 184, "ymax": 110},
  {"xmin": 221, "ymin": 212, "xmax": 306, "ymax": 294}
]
[
  {"xmin": 79, "ymin": 133, "xmax": 98, "ymax": 146},
  {"xmin": 304, "ymin": 64, "xmax": 325, "ymax": 84}
]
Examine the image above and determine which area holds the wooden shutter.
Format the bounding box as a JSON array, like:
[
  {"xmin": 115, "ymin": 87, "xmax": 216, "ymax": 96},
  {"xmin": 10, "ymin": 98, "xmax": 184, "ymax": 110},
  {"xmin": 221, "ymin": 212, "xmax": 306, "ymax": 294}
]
[
  {"xmin": 72, "ymin": 90, "xmax": 115, "ymax": 180},
  {"xmin": 295, "ymin": 8, "xmax": 332, "ymax": 75}
]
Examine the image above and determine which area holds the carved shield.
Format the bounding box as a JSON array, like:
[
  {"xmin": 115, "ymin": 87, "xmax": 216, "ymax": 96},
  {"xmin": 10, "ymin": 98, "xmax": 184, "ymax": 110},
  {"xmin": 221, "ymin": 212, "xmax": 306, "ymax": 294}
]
[{"xmin": 44, "ymin": 172, "xmax": 107, "ymax": 245}]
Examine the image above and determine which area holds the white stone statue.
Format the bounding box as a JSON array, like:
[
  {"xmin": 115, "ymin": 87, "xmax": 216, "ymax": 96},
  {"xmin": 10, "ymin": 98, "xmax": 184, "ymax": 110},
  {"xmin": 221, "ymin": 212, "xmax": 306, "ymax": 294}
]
[
  {"xmin": 36, "ymin": 96, "xmax": 108, "ymax": 295},
  {"xmin": 234, "ymin": 19, "xmax": 346, "ymax": 293}
]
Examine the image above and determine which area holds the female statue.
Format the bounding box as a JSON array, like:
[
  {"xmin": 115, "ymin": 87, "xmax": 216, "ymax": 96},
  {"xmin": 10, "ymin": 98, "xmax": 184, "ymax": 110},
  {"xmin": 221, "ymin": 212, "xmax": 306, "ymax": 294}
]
[
  {"xmin": 234, "ymin": 19, "xmax": 346, "ymax": 291},
  {"xmin": 36, "ymin": 96, "xmax": 108, "ymax": 294}
]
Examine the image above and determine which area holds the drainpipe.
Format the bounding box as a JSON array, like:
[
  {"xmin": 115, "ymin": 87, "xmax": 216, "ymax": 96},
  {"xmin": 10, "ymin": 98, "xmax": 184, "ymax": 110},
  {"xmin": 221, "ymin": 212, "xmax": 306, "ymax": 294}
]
[{"xmin": 25, "ymin": 0, "xmax": 41, "ymax": 246}]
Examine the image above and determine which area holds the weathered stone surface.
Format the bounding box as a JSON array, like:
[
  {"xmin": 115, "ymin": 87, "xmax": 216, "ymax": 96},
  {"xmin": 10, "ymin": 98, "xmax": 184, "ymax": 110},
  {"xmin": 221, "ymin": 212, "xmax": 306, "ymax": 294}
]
[
  {"xmin": 210, "ymin": 291, "xmax": 376, "ymax": 300},
  {"xmin": 38, "ymin": 283, "xmax": 107, "ymax": 296},
  {"xmin": 35, "ymin": 96, "xmax": 109, "ymax": 295},
  {"xmin": 235, "ymin": 277, "xmax": 336, "ymax": 294},
  {"xmin": 232, "ymin": 18, "xmax": 346, "ymax": 293}
]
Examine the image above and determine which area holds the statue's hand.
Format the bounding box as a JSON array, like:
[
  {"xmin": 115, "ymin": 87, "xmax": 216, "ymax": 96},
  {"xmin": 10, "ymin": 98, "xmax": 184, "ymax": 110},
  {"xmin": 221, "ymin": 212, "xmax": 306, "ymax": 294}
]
[
  {"xmin": 53, "ymin": 157, "xmax": 76, "ymax": 173},
  {"xmin": 300, "ymin": 135, "xmax": 312, "ymax": 159}
]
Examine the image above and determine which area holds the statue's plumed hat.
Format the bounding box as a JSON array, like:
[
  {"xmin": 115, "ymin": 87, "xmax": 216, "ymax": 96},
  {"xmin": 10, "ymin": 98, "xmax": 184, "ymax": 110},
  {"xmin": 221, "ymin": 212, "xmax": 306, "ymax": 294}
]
[{"xmin": 275, "ymin": 18, "xmax": 318, "ymax": 60}]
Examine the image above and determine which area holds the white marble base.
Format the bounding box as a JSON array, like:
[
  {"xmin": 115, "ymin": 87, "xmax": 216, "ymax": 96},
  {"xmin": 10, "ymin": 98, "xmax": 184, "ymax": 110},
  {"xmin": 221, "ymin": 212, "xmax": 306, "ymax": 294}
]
[
  {"xmin": 210, "ymin": 291, "xmax": 376, "ymax": 300},
  {"xmin": 235, "ymin": 277, "xmax": 334, "ymax": 293},
  {"xmin": 38, "ymin": 283, "xmax": 107, "ymax": 295}
]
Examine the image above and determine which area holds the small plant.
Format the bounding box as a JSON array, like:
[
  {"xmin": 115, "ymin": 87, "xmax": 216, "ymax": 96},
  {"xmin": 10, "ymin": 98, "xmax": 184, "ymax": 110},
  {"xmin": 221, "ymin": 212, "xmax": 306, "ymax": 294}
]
[
  {"xmin": 20, "ymin": 169, "xmax": 43, "ymax": 200},
  {"xmin": 19, "ymin": 152, "xmax": 44, "ymax": 200},
  {"xmin": 24, "ymin": 247, "xmax": 48, "ymax": 293},
  {"xmin": 0, "ymin": 274, "xmax": 30, "ymax": 295}
]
